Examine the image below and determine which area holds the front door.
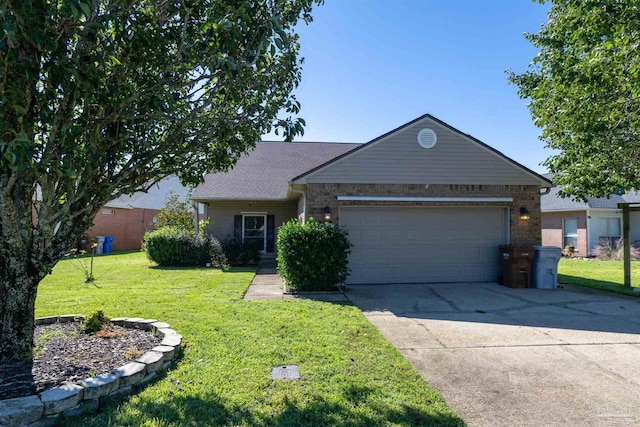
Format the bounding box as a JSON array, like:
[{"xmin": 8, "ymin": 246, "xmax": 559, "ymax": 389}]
[{"xmin": 243, "ymin": 215, "xmax": 266, "ymax": 252}]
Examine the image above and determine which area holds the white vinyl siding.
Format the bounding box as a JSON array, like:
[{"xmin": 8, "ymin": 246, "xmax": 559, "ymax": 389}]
[
  {"xmin": 588, "ymin": 213, "xmax": 623, "ymax": 253},
  {"xmin": 302, "ymin": 118, "xmax": 542, "ymax": 185},
  {"xmin": 597, "ymin": 217, "xmax": 621, "ymax": 246},
  {"xmin": 340, "ymin": 206, "xmax": 508, "ymax": 285},
  {"xmin": 630, "ymin": 211, "xmax": 640, "ymax": 243}
]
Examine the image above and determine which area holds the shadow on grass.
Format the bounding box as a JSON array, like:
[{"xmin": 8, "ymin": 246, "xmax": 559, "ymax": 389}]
[
  {"xmin": 83, "ymin": 385, "xmax": 463, "ymax": 427},
  {"xmin": 559, "ymin": 274, "xmax": 640, "ymax": 297},
  {"xmin": 149, "ymin": 265, "xmax": 256, "ymax": 273}
]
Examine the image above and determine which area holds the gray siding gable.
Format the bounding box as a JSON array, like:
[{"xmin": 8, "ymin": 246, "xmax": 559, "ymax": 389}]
[{"xmin": 292, "ymin": 114, "xmax": 552, "ymax": 186}]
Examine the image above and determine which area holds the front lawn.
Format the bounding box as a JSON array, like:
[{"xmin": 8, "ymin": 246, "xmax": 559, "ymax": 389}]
[
  {"xmin": 558, "ymin": 258, "xmax": 640, "ymax": 296},
  {"xmin": 36, "ymin": 252, "xmax": 464, "ymax": 426}
]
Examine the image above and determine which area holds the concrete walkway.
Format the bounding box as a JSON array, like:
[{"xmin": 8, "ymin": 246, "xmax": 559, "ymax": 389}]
[
  {"xmin": 243, "ymin": 264, "xmax": 349, "ymax": 302},
  {"xmin": 345, "ymin": 282, "xmax": 640, "ymax": 427},
  {"xmin": 243, "ymin": 264, "xmax": 287, "ymax": 300}
]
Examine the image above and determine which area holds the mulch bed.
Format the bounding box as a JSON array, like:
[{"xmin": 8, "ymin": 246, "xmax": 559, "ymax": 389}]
[{"xmin": 0, "ymin": 322, "xmax": 162, "ymax": 401}]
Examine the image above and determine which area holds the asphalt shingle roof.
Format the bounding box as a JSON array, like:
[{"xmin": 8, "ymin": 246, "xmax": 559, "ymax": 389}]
[
  {"xmin": 192, "ymin": 141, "xmax": 360, "ymax": 200},
  {"xmin": 105, "ymin": 176, "xmax": 190, "ymax": 210},
  {"xmin": 541, "ymin": 175, "xmax": 640, "ymax": 211}
]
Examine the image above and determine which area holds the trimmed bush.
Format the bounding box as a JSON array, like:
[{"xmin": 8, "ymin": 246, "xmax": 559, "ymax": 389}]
[
  {"xmin": 277, "ymin": 218, "xmax": 352, "ymax": 291},
  {"xmin": 219, "ymin": 235, "xmax": 261, "ymax": 266},
  {"xmin": 144, "ymin": 226, "xmax": 226, "ymax": 267}
]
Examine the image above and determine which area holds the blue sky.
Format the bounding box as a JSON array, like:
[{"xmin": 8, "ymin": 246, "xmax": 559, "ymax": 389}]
[{"xmin": 273, "ymin": 0, "xmax": 552, "ymax": 173}]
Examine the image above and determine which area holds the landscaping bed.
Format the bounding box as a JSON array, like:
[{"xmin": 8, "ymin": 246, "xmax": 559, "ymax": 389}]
[{"xmin": 0, "ymin": 321, "xmax": 161, "ymax": 401}]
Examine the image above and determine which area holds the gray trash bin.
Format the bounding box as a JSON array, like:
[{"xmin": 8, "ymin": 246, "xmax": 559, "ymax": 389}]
[
  {"xmin": 531, "ymin": 246, "xmax": 562, "ymax": 289},
  {"xmin": 95, "ymin": 236, "xmax": 106, "ymax": 255}
]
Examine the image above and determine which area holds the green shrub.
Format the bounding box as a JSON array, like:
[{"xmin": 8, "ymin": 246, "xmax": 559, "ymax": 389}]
[
  {"xmin": 144, "ymin": 226, "xmax": 226, "ymax": 267},
  {"xmin": 276, "ymin": 218, "xmax": 352, "ymax": 291},
  {"xmin": 219, "ymin": 235, "xmax": 261, "ymax": 266},
  {"xmin": 84, "ymin": 309, "xmax": 110, "ymax": 334}
]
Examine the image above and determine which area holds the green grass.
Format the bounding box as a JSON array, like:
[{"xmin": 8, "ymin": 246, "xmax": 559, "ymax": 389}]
[
  {"xmin": 558, "ymin": 258, "xmax": 640, "ymax": 297},
  {"xmin": 37, "ymin": 252, "xmax": 464, "ymax": 427}
]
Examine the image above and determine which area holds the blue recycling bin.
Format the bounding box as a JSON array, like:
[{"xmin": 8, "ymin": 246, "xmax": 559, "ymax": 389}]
[{"xmin": 103, "ymin": 235, "xmax": 114, "ymax": 254}]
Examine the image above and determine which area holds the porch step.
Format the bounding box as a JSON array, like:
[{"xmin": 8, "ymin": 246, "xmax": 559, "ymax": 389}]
[{"xmin": 260, "ymin": 258, "xmax": 277, "ymax": 268}]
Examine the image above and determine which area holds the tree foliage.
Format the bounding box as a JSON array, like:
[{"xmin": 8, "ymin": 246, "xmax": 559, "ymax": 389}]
[
  {"xmin": 0, "ymin": 0, "xmax": 322, "ymax": 363},
  {"xmin": 154, "ymin": 189, "xmax": 195, "ymax": 232},
  {"xmin": 509, "ymin": 0, "xmax": 640, "ymax": 200}
]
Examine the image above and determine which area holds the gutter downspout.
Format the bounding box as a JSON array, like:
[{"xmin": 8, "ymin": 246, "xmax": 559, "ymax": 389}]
[
  {"xmin": 193, "ymin": 202, "xmax": 199, "ymax": 235},
  {"xmin": 289, "ymin": 184, "xmax": 307, "ymax": 224},
  {"xmin": 586, "ymin": 209, "xmax": 591, "ymax": 257},
  {"xmin": 540, "ymin": 187, "xmax": 551, "ymax": 195}
]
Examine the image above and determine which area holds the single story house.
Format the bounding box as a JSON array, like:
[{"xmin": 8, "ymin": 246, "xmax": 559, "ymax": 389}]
[
  {"xmin": 541, "ymin": 181, "xmax": 640, "ymax": 256},
  {"xmin": 87, "ymin": 176, "xmax": 195, "ymax": 251},
  {"xmin": 192, "ymin": 114, "xmax": 552, "ymax": 285}
]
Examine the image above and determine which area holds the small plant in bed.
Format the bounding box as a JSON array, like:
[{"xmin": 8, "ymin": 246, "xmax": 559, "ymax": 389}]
[
  {"xmin": 277, "ymin": 218, "xmax": 352, "ymax": 292},
  {"xmin": 83, "ymin": 308, "xmax": 111, "ymax": 333}
]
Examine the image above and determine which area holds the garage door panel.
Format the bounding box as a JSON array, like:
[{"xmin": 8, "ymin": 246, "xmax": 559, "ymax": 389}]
[
  {"xmin": 341, "ymin": 206, "xmax": 506, "ymax": 284},
  {"xmin": 463, "ymin": 246, "xmax": 483, "ymax": 262},
  {"xmin": 362, "ymin": 228, "xmax": 384, "ymax": 240}
]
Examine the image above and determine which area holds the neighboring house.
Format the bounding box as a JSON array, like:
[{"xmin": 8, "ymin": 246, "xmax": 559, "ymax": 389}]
[
  {"xmin": 193, "ymin": 114, "xmax": 552, "ymax": 285},
  {"xmin": 87, "ymin": 176, "xmax": 193, "ymax": 251},
  {"xmin": 541, "ymin": 179, "xmax": 640, "ymax": 256}
]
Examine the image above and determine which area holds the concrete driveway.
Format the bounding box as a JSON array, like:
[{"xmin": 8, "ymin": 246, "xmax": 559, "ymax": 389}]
[{"xmin": 345, "ymin": 282, "xmax": 640, "ymax": 427}]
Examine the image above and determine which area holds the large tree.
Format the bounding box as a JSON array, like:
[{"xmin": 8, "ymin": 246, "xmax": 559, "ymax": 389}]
[
  {"xmin": 0, "ymin": 0, "xmax": 321, "ymax": 363},
  {"xmin": 510, "ymin": 0, "xmax": 640, "ymax": 200}
]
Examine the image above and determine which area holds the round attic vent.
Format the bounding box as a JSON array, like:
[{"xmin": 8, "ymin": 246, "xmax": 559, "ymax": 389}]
[{"xmin": 417, "ymin": 128, "xmax": 437, "ymax": 149}]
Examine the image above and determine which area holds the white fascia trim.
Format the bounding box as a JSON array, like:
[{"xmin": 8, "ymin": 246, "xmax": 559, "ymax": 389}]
[
  {"xmin": 336, "ymin": 196, "xmax": 513, "ymax": 202},
  {"xmin": 541, "ymin": 208, "xmax": 588, "ymax": 213},
  {"xmin": 588, "ymin": 208, "xmax": 622, "ymax": 215},
  {"xmin": 103, "ymin": 203, "xmax": 134, "ymax": 210}
]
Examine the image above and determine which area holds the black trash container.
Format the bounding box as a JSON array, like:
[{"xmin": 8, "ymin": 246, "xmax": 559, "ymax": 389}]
[{"xmin": 499, "ymin": 245, "xmax": 535, "ymax": 288}]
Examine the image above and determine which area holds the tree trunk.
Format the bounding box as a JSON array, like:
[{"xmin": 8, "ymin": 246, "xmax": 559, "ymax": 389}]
[{"xmin": 0, "ymin": 255, "xmax": 40, "ymax": 364}]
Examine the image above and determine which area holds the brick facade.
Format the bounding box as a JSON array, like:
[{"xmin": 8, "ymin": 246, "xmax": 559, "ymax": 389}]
[
  {"xmin": 87, "ymin": 207, "xmax": 160, "ymax": 251},
  {"xmin": 541, "ymin": 211, "xmax": 587, "ymax": 255},
  {"xmin": 305, "ymin": 183, "xmax": 541, "ymax": 246}
]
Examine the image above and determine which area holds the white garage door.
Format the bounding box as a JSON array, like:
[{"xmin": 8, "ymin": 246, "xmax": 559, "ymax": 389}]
[{"xmin": 340, "ymin": 206, "xmax": 508, "ymax": 284}]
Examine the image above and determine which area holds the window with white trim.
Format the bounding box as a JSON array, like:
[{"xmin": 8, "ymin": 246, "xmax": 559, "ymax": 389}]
[
  {"xmin": 243, "ymin": 215, "xmax": 266, "ymax": 252},
  {"xmin": 598, "ymin": 217, "xmax": 621, "ymax": 246},
  {"xmin": 563, "ymin": 218, "xmax": 578, "ymax": 249}
]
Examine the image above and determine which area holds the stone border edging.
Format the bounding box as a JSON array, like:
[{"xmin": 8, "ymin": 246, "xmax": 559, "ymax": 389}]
[{"xmin": 0, "ymin": 315, "xmax": 182, "ymax": 427}]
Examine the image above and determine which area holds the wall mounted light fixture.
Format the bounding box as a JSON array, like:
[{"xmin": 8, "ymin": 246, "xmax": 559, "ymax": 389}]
[
  {"xmin": 323, "ymin": 206, "xmax": 332, "ymax": 222},
  {"xmin": 519, "ymin": 207, "xmax": 531, "ymax": 220}
]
